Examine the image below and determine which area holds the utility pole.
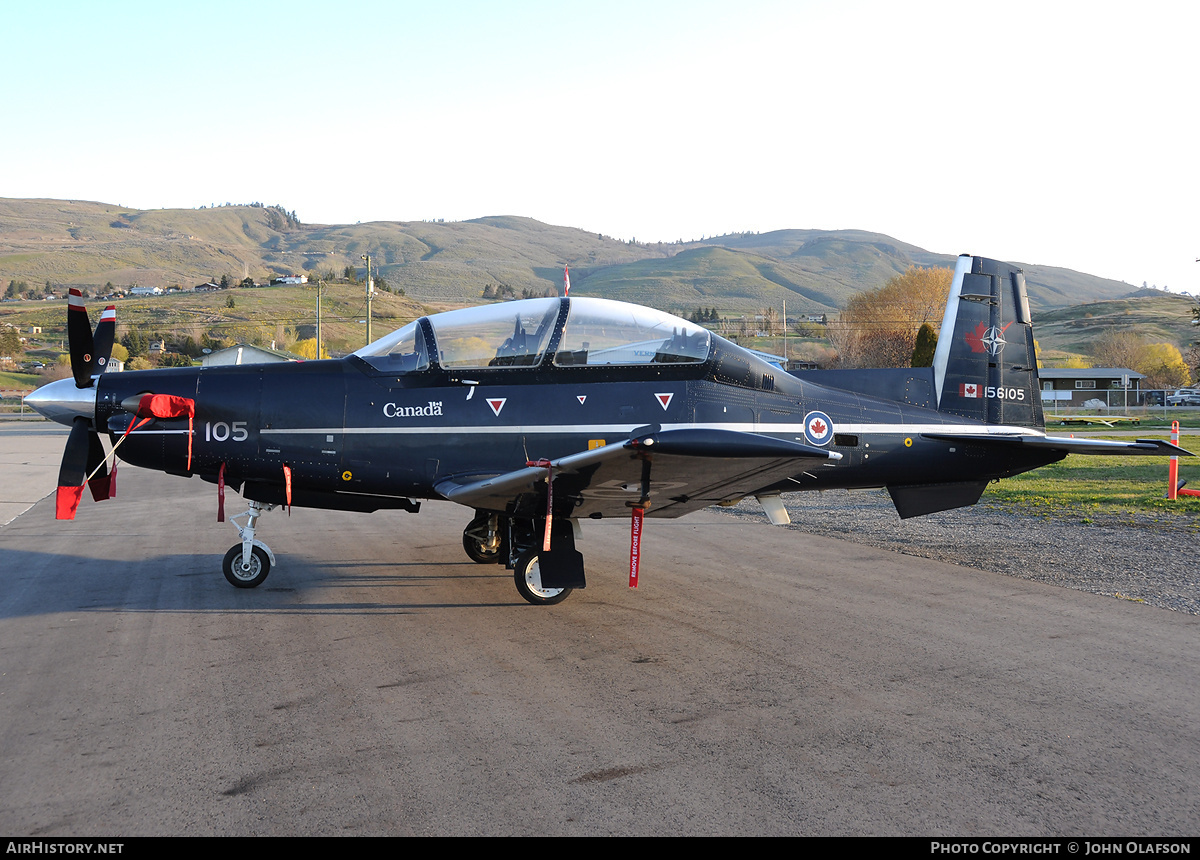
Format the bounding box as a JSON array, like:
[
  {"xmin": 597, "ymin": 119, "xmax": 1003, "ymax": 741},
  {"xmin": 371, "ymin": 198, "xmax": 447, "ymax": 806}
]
[
  {"xmin": 362, "ymin": 253, "xmax": 373, "ymax": 345},
  {"xmin": 315, "ymin": 279, "xmax": 323, "ymax": 359}
]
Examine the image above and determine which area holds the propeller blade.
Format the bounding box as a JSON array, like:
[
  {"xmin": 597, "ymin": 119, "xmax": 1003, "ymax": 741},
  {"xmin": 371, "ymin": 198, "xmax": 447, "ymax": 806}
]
[
  {"xmin": 56, "ymin": 416, "xmax": 90, "ymax": 520},
  {"xmin": 86, "ymin": 429, "xmax": 112, "ymax": 502},
  {"xmin": 92, "ymin": 305, "xmax": 116, "ymax": 376},
  {"xmin": 67, "ymin": 289, "xmax": 96, "ymax": 389}
]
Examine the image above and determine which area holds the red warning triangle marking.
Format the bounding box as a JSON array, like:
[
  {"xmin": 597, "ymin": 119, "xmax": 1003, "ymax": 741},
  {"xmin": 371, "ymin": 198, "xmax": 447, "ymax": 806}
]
[
  {"xmin": 487, "ymin": 397, "xmax": 507, "ymax": 416},
  {"xmin": 655, "ymin": 392, "xmax": 674, "ymax": 410},
  {"xmin": 577, "ymin": 395, "xmax": 587, "ymax": 405}
]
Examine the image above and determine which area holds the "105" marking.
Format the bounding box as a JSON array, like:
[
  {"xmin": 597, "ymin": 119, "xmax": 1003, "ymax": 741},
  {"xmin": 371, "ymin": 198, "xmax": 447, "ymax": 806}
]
[{"xmin": 204, "ymin": 421, "xmax": 249, "ymax": 442}]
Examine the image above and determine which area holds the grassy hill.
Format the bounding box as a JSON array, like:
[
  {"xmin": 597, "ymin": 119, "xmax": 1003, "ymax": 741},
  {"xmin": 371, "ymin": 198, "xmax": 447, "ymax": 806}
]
[
  {"xmin": 1, "ymin": 198, "xmax": 1145, "ymax": 319},
  {"xmin": 1034, "ymin": 290, "xmax": 1197, "ymax": 361}
]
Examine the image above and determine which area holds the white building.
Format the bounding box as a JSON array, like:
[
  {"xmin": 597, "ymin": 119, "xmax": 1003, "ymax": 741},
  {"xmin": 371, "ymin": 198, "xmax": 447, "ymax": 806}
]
[{"xmin": 201, "ymin": 343, "xmax": 301, "ymax": 367}]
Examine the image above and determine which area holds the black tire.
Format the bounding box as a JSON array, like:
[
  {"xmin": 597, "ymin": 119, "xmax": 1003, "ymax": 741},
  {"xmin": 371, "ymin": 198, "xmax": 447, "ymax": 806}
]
[
  {"xmin": 513, "ymin": 550, "xmax": 572, "ymax": 606},
  {"xmin": 462, "ymin": 515, "xmax": 501, "ymax": 564},
  {"xmin": 222, "ymin": 544, "xmax": 271, "ymax": 588}
]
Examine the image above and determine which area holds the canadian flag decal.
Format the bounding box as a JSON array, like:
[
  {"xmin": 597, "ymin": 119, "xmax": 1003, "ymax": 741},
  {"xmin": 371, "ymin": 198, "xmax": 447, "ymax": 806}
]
[
  {"xmin": 960, "ymin": 383, "xmax": 980, "ymax": 399},
  {"xmin": 487, "ymin": 397, "xmax": 507, "ymax": 416},
  {"xmin": 655, "ymin": 392, "xmax": 674, "ymax": 410}
]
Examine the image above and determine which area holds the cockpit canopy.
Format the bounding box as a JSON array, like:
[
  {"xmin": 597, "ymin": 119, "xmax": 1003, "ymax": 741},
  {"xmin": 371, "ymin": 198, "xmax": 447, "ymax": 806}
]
[{"xmin": 354, "ymin": 297, "xmax": 711, "ymax": 372}]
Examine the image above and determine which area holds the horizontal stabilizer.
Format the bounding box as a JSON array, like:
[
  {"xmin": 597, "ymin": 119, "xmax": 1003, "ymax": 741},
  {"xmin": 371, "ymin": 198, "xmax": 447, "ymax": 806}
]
[{"xmin": 921, "ymin": 432, "xmax": 1193, "ymax": 457}]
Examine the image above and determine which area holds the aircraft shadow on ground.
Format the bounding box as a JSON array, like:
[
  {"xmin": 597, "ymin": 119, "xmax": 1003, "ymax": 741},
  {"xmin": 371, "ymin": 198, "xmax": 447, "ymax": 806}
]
[{"xmin": 0, "ymin": 548, "xmax": 529, "ymax": 620}]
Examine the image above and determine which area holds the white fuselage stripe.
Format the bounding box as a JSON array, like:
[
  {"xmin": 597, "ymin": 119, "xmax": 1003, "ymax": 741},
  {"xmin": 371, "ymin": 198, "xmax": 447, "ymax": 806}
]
[{"xmin": 258, "ymin": 422, "xmax": 1046, "ymax": 439}]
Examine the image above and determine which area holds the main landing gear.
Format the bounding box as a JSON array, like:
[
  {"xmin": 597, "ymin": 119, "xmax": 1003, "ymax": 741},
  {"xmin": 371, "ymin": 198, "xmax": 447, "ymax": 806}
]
[
  {"xmin": 513, "ymin": 549, "xmax": 571, "ymax": 606},
  {"xmin": 461, "ymin": 511, "xmax": 584, "ymax": 606},
  {"xmin": 222, "ymin": 500, "xmax": 278, "ymax": 588}
]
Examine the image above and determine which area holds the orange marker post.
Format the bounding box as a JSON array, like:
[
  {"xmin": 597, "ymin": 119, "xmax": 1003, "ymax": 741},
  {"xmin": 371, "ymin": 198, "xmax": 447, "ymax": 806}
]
[{"xmin": 1169, "ymin": 421, "xmax": 1180, "ymax": 500}]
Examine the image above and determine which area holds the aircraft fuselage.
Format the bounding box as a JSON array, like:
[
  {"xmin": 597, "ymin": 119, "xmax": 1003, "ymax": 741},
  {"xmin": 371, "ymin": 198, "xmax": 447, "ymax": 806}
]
[{"xmin": 92, "ymin": 338, "xmax": 1060, "ymax": 517}]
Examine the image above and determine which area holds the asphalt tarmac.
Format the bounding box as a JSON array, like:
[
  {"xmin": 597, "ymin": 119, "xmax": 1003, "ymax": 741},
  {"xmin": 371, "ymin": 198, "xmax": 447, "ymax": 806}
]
[{"xmin": 1, "ymin": 422, "xmax": 1197, "ymax": 836}]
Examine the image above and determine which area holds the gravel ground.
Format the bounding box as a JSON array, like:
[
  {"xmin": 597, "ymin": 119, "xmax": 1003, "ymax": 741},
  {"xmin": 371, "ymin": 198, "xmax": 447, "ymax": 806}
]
[{"xmin": 714, "ymin": 491, "xmax": 1200, "ymax": 615}]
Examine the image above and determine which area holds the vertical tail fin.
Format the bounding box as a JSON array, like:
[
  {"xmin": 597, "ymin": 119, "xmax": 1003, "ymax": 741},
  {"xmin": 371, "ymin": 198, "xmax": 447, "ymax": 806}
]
[{"xmin": 932, "ymin": 255, "xmax": 1043, "ymax": 429}]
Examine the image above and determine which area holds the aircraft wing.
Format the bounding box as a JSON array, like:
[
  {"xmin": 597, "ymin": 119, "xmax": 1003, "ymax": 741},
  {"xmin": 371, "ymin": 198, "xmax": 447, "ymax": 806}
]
[
  {"xmin": 435, "ymin": 427, "xmax": 842, "ymax": 519},
  {"xmin": 921, "ymin": 433, "xmax": 1193, "ymax": 457}
]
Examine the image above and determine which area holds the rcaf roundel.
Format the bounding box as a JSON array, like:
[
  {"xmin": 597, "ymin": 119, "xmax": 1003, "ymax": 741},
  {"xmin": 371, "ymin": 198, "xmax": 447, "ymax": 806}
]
[
  {"xmin": 803, "ymin": 410, "xmax": 834, "ymax": 446},
  {"xmin": 655, "ymin": 392, "xmax": 674, "ymax": 411},
  {"xmin": 486, "ymin": 397, "xmax": 507, "ymax": 416}
]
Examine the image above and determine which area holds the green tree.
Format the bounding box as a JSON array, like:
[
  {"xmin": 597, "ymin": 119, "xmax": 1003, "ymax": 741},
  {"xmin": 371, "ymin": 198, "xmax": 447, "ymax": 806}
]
[
  {"xmin": 0, "ymin": 326, "xmax": 22, "ymax": 356},
  {"xmin": 121, "ymin": 329, "xmax": 147, "ymax": 358},
  {"xmin": 911, "ymin": 323, "xmax": 938, "ymax": 367}
]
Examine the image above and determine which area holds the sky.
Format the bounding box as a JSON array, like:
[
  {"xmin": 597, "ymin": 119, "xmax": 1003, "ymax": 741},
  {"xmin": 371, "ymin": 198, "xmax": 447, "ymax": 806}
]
[{"xmin": 3, "ymin": 0, "xmax": 1197, "ymax": 293}]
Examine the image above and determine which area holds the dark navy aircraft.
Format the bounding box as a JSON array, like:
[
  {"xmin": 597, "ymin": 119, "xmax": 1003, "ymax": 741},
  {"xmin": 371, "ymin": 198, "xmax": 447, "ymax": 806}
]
[{"xmin": 25, "ymin": 255, "xmax": 1188, "ymax": 604}]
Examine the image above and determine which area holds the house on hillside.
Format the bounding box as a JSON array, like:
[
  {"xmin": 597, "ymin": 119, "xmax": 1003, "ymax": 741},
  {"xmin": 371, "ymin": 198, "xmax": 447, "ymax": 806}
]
[
  {"xmin": 194, "ymin": 281, "xmax": 220, "ymax": 291},
  {"xmin": 1039, "ymin": 367, "xmax": 1145, "ymax": 407}
]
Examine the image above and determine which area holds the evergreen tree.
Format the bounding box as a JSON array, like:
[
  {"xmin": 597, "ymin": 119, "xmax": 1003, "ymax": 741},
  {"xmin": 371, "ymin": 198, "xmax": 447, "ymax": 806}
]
[{"xmin": 911, "ymin": 323, "xmax": 938, "ymax": 367}]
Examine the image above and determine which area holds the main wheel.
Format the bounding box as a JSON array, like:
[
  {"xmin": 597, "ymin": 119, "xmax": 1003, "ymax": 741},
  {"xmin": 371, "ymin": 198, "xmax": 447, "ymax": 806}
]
[
  {"xmin": 222, "ymin": 544, "xmax": 271, "ymax": 588},
  {"xmin": 513, "ymin": 550, "xmax": 572, "ymax": 606},
  {"xmin": 462, "ymin": 514, "xmax": 501, "ymax": 564}
]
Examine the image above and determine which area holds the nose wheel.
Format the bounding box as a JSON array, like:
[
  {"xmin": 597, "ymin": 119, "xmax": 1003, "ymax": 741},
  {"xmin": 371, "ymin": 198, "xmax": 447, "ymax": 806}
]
[
  {"xmin": 223, "ymin": 544, "xmax": 271, "ymax": 588},
  {"xmin": 222, "ymin": 500, "xmax": 277, "ymax": 588}
]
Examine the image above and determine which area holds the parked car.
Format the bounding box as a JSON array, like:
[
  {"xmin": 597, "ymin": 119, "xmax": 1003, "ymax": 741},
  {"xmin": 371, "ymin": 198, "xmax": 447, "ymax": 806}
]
[
  {"xmin": 1144, "ymin": 391, "xmax": 1165, "ymax": 406},
  {"xmin": 1167, "ymin": 388, "xmax": 1200, "ymax": 406}
]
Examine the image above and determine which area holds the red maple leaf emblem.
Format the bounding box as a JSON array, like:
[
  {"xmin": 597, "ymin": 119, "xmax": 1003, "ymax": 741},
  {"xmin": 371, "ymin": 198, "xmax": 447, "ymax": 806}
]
[
  {"xmin": 810, "ymin": 419, "xmax": 826, "ymax": 436},
  {"xmin": 965, "ymin": 322, "xmax": 988, "ymax": 353}
]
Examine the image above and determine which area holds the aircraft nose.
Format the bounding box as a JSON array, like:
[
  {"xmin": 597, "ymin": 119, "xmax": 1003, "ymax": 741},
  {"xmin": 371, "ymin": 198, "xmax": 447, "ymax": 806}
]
[{"xmin": 23, "ymin": 377, "xmax": 97, "ymax": 426}]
